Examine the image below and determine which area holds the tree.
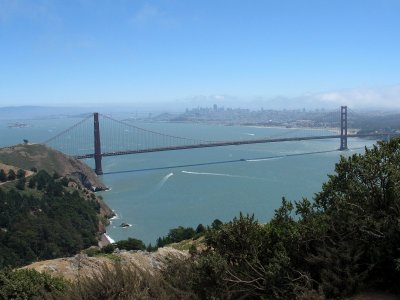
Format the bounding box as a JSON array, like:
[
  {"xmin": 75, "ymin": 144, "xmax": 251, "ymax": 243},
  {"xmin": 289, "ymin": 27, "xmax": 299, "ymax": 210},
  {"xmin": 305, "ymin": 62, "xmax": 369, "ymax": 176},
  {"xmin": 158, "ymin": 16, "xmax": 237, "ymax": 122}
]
[
  {"xmin": 16, "ymin": 178, "xmax": 26, "ymax": 190},
  {"xmin": 202, "ymin": 212, "xmax": 305, "ymax": 299},
  {"xmin": 0, "ymin": 169, "xmax": 6, "ymax": 182},
  {"xmin": 60, "ymin": 177, "xmax": 69, "ymax": 187},
  {"xmin": 168, "ymin": 226, "xmax": 196, "ymax": 243},
  {"xmin": 0, "ymin": 175, "xmax": 100, "ymax": 269},
  {"xmin": 16, "ymin": 169, "xmax": 26, "ymax": 179},
  {"xmin": 206, "ymin": 213, "xmax": 262, "ymax": 263},
  {"xmin": 211, "ymin": 219, "xmax": 223, "ymax": 230},
  {"xmin": 7, "ymin": 169, "xmax": 16, "ymax": 181},
  {"xmin": 28, "ymin": 177, "xmax": 36, "ymax": 189},
  {"xmin": 36, "ymin": 170, "xmax": 51, "ymax": 190},
  {"xmin": 302, "ymin": 138, "xmax": 400, "ymax": 297},
  {"xmin": 195, "ymin": 223, "xmax": 206, "ymax": 234}
]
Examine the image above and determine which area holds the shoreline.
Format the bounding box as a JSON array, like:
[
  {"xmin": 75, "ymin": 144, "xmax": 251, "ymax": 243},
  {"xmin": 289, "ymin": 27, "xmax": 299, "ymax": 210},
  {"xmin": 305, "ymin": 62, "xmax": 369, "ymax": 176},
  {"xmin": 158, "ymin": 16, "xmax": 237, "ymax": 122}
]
[
  {"xmin": 100, "ymin": 233, "xmax": 115, "ymax": 246},
  {"xmin": 148, "ymin": 120, "xmax": 359, "ymax": 134}
]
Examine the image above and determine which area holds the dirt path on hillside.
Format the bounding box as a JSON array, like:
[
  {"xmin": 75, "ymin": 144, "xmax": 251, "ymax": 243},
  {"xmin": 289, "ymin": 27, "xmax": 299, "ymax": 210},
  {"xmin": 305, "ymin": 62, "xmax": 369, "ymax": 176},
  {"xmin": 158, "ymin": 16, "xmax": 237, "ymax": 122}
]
[{"xmin": 0, "ymin": 163, "xmax": 34, "ymax": 186}]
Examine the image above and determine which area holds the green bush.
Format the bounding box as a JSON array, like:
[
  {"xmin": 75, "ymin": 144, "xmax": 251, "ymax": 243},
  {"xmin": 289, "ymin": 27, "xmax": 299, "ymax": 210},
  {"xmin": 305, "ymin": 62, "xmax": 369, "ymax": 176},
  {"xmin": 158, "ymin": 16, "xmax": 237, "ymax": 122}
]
[
  {"xmin": 7, "ymin": 169, "xmax": 16, "ymax": 181},
  {"xmin": 0, "ymin": 268, "xmax": 66, "ymax": 300},
  {"xmin": 16, "ymin": 169, "xmax": 26, "ymax": 179},
  {"xmin": 101, "ymin": 244, "xmax": 115, "ymax": 254},
  {"xmin": 304, "ymin": 139, "xmax": 400, "ymax": 296},
  {"xmin": 156, "ymin": 226, "xmax": 196, "ymax": 247},
  {"xmin": 15, "ymin": 178, "xmax": 26, "ymax": 190},
  {"xmin": 83, "ymin": 247, "xmax": 101, "ymax": 257},
  {"xmin": 114, "ymin": 238, "xmax": 145, "ymax": 251},
  {"xmin": 0, "ymin": 169, "xmax": 7, "ymax": 182}
]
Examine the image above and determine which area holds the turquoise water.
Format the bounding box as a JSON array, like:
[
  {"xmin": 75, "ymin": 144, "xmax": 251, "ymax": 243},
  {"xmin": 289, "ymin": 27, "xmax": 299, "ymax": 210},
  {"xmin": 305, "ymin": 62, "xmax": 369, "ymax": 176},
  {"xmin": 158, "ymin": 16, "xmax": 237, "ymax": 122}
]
[{"xmin": 0, "ymin": 119, "xmax": 376, "ymax": 245}]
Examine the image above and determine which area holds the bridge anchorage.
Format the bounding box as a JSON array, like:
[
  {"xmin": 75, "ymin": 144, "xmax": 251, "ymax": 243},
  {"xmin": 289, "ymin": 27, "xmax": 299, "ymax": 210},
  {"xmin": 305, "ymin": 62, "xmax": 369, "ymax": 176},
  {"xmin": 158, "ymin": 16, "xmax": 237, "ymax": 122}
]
[{"xmin": 44, "ymin": 105, "xmax": 398, "ymax": 176}]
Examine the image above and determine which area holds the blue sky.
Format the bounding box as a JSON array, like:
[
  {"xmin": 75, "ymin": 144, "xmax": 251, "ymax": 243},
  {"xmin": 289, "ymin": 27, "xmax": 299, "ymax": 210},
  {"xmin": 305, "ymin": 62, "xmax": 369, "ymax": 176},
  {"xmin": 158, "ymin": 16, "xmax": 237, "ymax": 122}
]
[{"xmin": 1, "ymin": 0, "xmax": 399, "ymax": 109}]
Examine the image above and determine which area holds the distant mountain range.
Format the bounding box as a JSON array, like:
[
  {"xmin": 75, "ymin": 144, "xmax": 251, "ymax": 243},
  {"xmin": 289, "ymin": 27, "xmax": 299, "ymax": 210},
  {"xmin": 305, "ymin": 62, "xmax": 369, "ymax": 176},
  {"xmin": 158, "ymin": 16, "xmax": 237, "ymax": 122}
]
[
  {"xmin": 0, "ymin": 105, "xmax": 181, "ymax": 120},
  {"xmin": 1, "ymin": 93, "xmax": 400, "ymax": 121},
  {"xmin": 0, "ymin": 106, "xmax": 93, "ymax": 120}
]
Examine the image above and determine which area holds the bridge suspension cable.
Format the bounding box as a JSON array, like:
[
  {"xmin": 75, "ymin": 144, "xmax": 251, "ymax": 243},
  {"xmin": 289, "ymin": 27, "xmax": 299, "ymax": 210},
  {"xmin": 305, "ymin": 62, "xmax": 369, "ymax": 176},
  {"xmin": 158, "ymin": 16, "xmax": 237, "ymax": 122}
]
[
  {"xmin": 41, "ymin": 107, "xmax": 400, "ymax": 175},
  {"xmin": 44, "ymin": 114, "xmax": 94, "ymax": 156},
  {"xmin": 44, "ymin": 108, "xmax": 347, "ymax": 159},
  {"xmin": 100, "ymin": 114, "xmax": 213, "ymax": 153}
]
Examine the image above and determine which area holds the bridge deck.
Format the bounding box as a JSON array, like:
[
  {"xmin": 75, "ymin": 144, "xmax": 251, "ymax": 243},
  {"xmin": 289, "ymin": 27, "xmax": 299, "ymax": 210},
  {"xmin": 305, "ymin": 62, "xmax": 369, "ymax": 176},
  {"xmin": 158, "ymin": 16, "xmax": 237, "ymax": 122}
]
[{"xmin": 74, "ymin": 133, "xmax": 395, "ymax": 159}]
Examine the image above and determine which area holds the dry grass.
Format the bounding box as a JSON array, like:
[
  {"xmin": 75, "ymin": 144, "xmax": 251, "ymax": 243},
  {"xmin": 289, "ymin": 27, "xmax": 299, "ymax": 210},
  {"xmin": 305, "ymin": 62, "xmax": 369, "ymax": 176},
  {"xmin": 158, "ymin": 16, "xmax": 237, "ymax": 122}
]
[
  {"xmin": 0, "ymin": 162, "xmax": 34, "ymax": 186},
  {"xmin": 61, "ymin": 261, "xmax": 196, "ymax": 300}
]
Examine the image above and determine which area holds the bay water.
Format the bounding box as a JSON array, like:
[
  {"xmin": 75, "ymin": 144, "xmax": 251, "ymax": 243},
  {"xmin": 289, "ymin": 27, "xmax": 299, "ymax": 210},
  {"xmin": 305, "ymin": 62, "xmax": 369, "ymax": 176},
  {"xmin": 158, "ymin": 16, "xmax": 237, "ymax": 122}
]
[{"xmin": 0, "ymin": 118, "xmax": 376, "ymax": 245}]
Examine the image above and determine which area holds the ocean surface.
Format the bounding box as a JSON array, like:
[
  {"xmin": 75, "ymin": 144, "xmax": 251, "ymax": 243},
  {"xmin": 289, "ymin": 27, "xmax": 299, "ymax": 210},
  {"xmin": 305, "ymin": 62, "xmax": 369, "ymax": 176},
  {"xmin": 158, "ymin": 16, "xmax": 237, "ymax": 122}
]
[{"xmin": 0, "ymin": 117, "xmax": 376, "ymax": 245}]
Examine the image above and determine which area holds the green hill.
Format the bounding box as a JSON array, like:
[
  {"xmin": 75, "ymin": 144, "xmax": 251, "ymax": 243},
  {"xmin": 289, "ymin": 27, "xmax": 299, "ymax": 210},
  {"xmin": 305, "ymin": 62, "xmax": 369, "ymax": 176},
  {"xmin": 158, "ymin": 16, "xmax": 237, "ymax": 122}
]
[
  {"xmin": 0, "ymin": 144, "xmax": 106, "ymax": 191},
  {"xmin": 0, "ymin": 168, "xmax": 114, "ymax": 269}
]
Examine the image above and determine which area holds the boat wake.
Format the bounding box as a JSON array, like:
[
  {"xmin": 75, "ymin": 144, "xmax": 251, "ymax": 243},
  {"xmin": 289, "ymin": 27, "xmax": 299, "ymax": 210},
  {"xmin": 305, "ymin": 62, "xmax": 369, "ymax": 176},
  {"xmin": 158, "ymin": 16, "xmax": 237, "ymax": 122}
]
[
  {"xmin": 182, "ymin": 170, "xmax": 239, "ymax": 177},
  {"xmin": 246, "ymin": 157, "xmax": 283, "ymax": 162},
  {"xmin": 156, "ymin": 172, "xmax": 174, "ymax": 190},
  {"xmin": 181, "ymin": 170, "xmax": 263, "ymax": 181}
]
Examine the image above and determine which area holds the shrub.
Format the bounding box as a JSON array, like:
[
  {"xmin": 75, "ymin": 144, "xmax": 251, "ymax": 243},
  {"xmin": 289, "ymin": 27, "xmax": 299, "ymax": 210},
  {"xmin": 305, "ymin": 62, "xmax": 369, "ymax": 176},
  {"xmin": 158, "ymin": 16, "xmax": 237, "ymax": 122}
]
[
  {"xmin": 114, "ymin": 238, "xmax": 145, "ymax": 251},
  {"xmin": 16, "ymin": 169, "xmax": 26, "ymax": 179},
  {"xmin": 0, "ymin": 268, "xmax": 66, "ymax": 300},
  {"xmin": 0, "ymin": 169, "xmax": 7, "ymax": 182},
  {"xmin": 15, "ymin": 177, "xmax": 26, "ymax": 190},
  {"xmin": 7, "ymin": 169, "xmax": 16, "ymax": 181}
]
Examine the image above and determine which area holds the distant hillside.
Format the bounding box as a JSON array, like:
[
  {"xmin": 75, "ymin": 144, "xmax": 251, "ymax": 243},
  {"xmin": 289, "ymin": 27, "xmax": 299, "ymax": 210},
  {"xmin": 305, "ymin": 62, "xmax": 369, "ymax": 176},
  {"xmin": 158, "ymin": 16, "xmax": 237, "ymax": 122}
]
[
  {"xmin": 0, "ymin": 106, "xmax": 91, "ymax": 120},
  {"xmin": 351, "ymin": 113, "xmax": 400, "ymax": 131},
  {"xmin": 0, "ymin": 144, "xmax": 106, "ymax": 191}
]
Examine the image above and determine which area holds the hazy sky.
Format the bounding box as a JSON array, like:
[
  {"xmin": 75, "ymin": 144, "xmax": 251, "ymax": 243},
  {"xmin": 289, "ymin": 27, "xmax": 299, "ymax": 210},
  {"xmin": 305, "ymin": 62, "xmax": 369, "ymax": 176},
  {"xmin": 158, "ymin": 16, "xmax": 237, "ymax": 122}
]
[{"xmin": 1, "ymin": 0, "xmax": 399, "ymax": 109}]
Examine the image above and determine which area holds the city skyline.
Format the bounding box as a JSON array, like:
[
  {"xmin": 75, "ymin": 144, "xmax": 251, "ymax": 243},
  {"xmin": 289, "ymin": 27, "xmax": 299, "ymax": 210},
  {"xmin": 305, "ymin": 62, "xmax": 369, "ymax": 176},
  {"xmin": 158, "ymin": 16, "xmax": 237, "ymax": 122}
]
[{"xmin": 1, "ymin": 0, "xmax": 399, "ymax": 109}]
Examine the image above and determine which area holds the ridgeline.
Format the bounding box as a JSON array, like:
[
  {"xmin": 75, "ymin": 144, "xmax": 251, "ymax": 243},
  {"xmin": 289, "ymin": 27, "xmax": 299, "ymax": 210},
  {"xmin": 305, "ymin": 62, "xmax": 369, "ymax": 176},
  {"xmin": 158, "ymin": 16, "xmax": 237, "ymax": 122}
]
[{"xmin": 0, "ymin": 143, "xmax": 106, "ymax": 191}]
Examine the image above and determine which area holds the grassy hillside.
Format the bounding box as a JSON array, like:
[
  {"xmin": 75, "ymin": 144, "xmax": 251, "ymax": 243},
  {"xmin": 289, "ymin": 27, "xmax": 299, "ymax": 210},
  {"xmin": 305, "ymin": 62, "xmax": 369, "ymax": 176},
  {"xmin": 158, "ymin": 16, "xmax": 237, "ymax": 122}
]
[{"xmin": 0, "ymin": 144, "xmax": 106, "ymax": 191}]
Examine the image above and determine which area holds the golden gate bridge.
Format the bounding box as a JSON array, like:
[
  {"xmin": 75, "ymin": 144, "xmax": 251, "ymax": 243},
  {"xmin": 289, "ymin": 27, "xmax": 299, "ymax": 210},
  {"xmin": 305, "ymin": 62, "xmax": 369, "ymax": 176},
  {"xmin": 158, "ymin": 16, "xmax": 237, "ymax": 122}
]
[{"xmin": 44, "ymin": 106, "xmax": 396, "ymax": 175}]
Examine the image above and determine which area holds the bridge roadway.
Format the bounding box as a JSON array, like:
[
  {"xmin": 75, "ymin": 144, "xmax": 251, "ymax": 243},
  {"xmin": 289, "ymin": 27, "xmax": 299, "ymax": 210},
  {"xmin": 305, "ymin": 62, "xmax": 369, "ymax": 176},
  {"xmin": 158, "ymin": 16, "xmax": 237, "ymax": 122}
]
[{"xmin": 74, "ymin": 132, "xmax": 396, "ymax": 159}]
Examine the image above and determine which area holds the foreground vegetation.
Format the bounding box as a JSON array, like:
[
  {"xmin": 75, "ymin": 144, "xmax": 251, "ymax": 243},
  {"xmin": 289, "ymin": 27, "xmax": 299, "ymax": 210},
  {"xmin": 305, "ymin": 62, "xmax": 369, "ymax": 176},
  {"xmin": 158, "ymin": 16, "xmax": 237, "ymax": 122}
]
[{"xmin": 3, "ymin": 138, "xmax": 400, "ymax": 299}]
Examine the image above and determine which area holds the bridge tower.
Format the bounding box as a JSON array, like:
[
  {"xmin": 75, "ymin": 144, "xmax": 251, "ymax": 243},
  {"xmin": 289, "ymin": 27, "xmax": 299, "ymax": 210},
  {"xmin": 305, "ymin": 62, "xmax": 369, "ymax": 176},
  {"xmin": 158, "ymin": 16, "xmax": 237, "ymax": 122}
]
[
  {"xmin": 339, "ymin": 106, "xmax": 348, "ymax": 150},
  {"xmin": 94, "ymin": 113, "xmax": 103, "ymax": 175}
]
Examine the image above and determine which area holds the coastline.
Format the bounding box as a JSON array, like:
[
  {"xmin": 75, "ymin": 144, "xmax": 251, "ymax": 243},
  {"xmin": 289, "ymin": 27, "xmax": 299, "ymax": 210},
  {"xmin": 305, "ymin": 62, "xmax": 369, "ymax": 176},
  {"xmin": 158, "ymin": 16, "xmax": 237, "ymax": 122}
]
[
  {"xmin": 156, "ymin": 120, "xmax": 358, "ymax": 134},
  {"xmin": 104, "ymin": 233, "xmax": 115, "ymax": 244},
  {"xmin": 99, "ymin": 232, "xmax": 115, "ymax": 247}
]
